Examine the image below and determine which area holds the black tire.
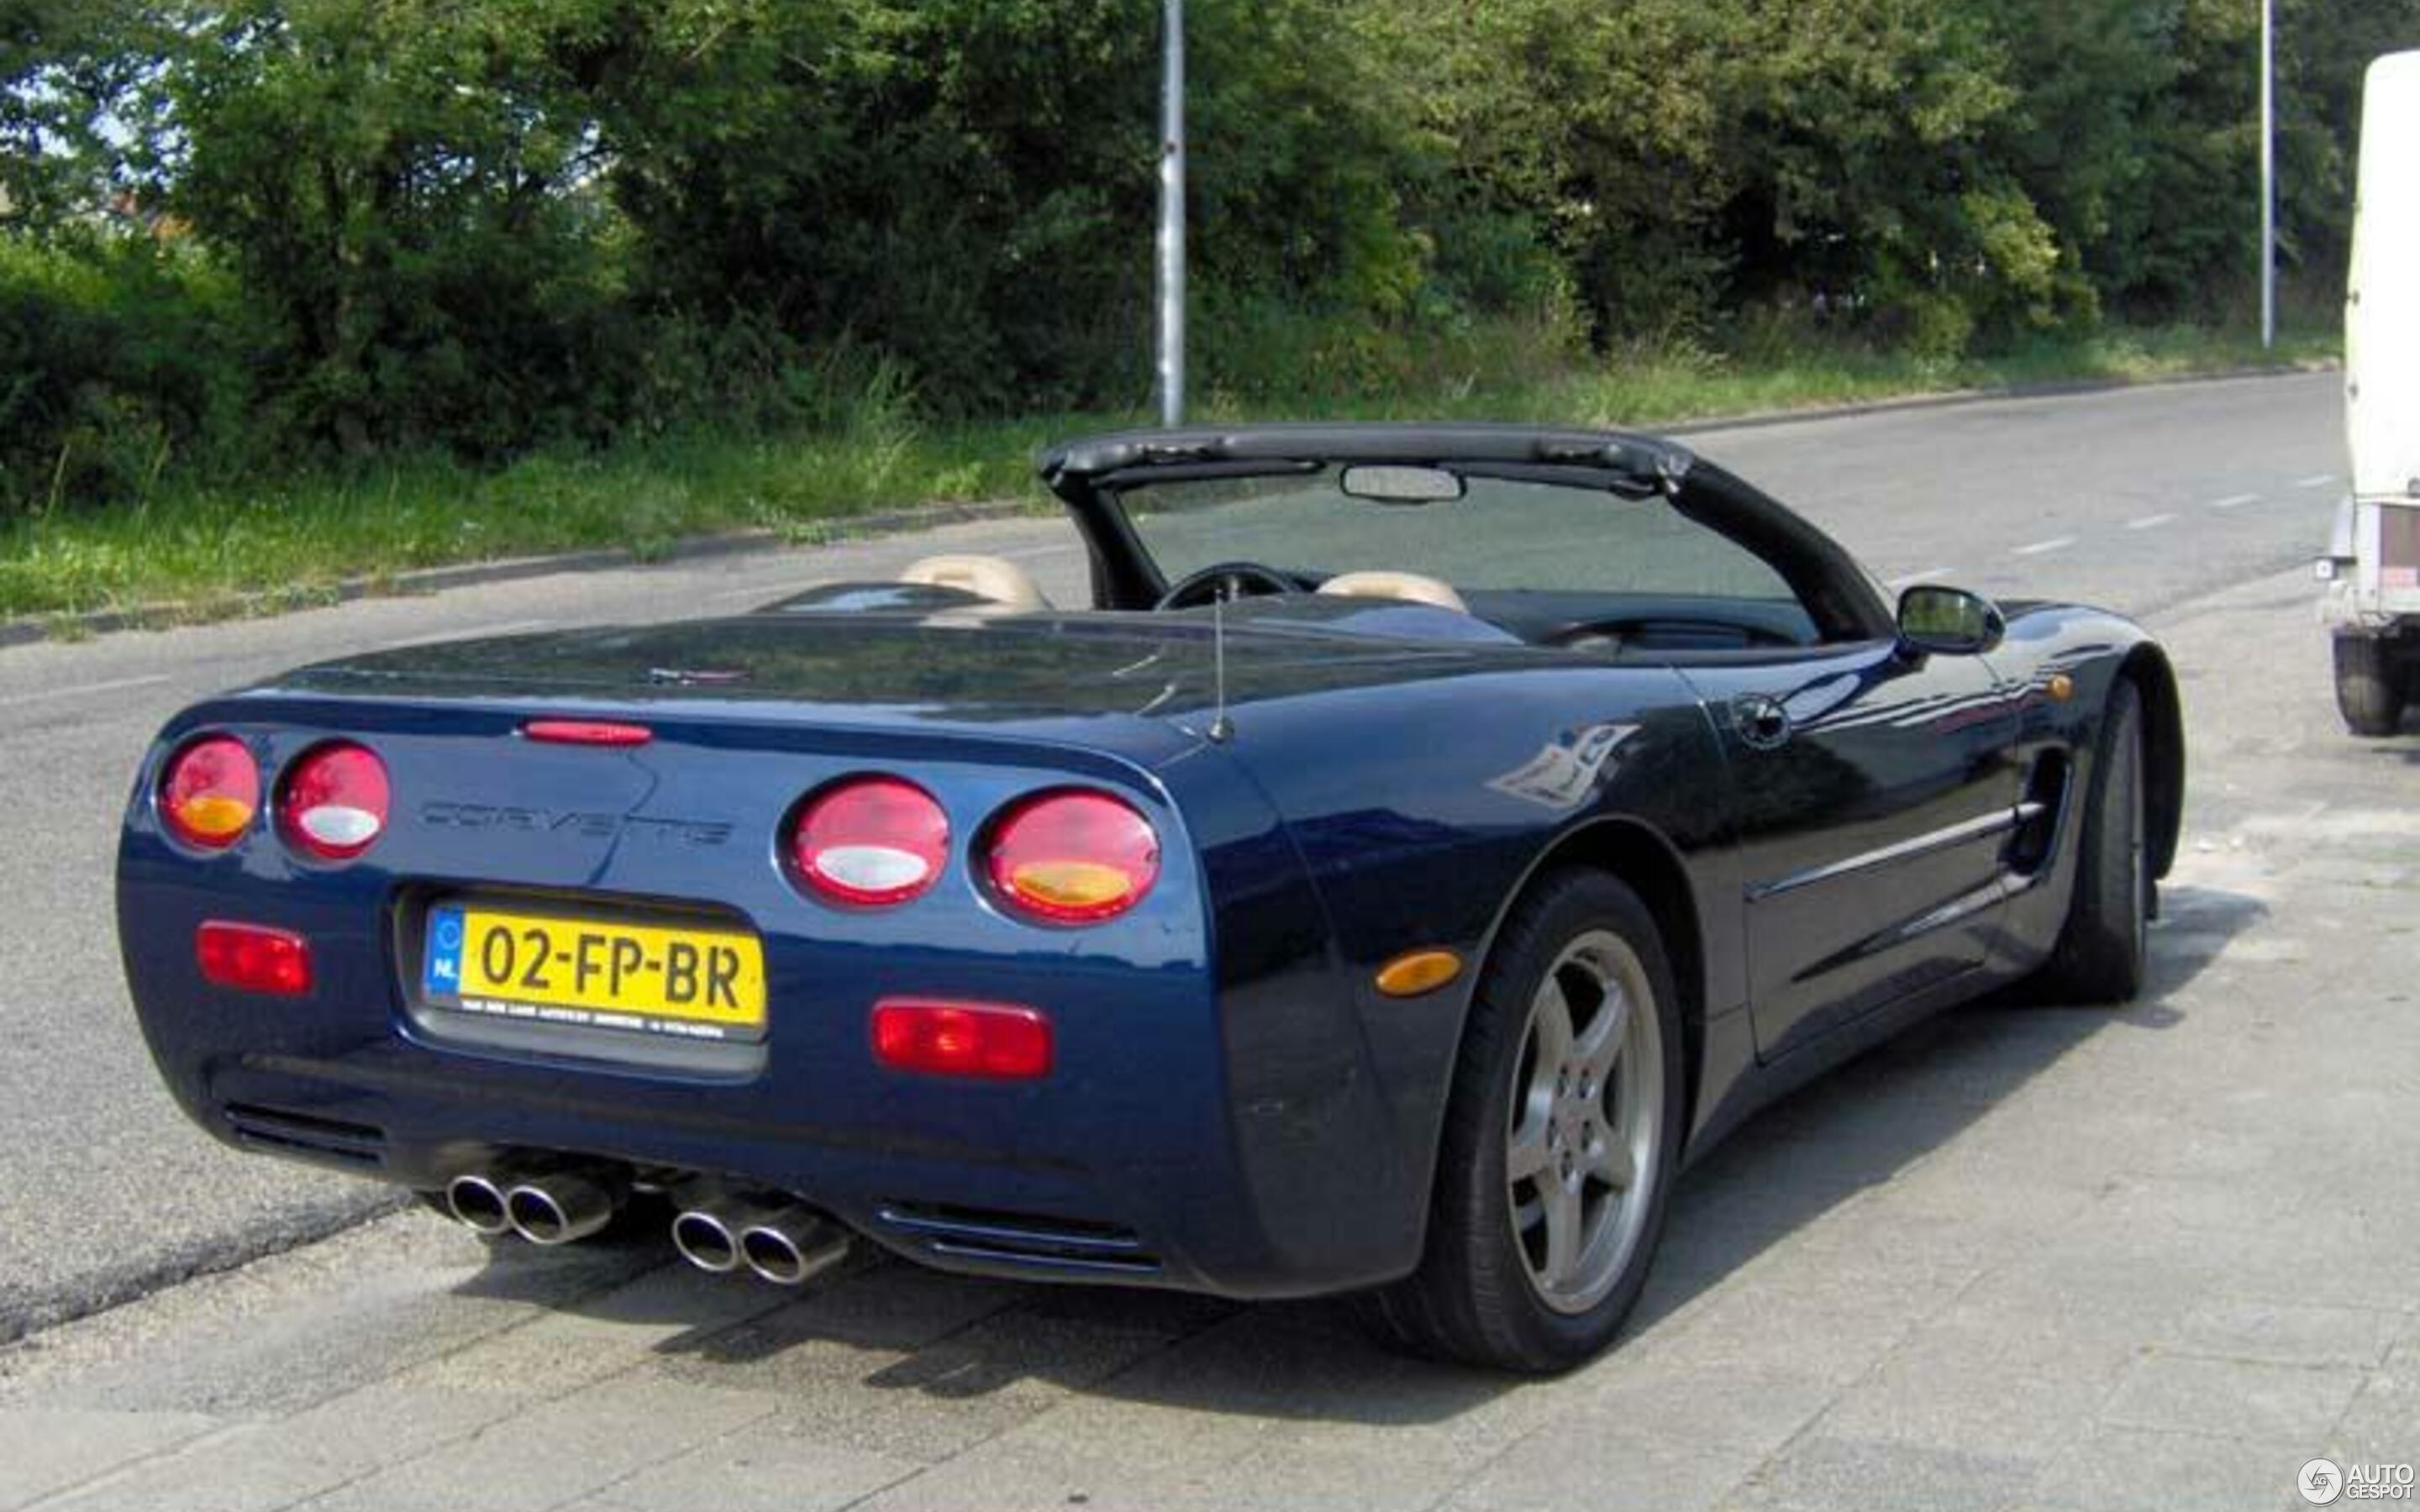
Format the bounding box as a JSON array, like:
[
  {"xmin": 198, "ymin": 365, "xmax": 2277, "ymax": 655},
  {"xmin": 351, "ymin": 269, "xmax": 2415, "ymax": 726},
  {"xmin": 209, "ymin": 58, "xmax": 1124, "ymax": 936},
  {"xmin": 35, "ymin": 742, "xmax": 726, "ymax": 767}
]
[
  {"xmin": 1355, "ymin": 869, "xmax": 1686, "ymax": 1373},
  {"xmin": 2334, "ymin": 636, "xmax": 2408, "ymax": 738},
  {"xmin": 2037, "ymin": 679, "xmax": 2149, "ymax": 1004}
]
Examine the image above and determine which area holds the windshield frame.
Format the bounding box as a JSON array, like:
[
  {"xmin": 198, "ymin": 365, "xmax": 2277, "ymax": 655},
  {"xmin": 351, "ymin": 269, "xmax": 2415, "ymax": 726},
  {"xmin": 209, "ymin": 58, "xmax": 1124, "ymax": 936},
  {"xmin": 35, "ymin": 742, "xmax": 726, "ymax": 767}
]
[{"xmin": 1039, "ymin": 424, "xmax": 1894, "ymax": 643}]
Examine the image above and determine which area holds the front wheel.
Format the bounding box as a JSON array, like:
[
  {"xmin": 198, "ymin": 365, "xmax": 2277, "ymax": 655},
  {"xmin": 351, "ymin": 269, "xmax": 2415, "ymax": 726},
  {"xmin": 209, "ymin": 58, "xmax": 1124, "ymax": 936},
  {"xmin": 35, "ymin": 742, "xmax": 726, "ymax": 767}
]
[
  {"xmin": 1357, "ymin": 870, "xmax": 1686, "ymax": 1373},
  {"xmin": 2036, "ymin": 679, "xmax": 2149, "ymax": 1004}
]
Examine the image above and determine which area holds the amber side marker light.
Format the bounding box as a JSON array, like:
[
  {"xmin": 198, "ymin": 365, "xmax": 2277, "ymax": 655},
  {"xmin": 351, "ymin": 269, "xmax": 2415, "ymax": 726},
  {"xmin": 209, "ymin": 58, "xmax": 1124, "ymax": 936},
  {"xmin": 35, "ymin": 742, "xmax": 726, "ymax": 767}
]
[
  {"xmin": 2045, "ymin": 674, "xmax": 2076, "ymax": 703},
  {"xmin": 1376, "ymin": 948, "xmax": 1465, "ymax": 999}
]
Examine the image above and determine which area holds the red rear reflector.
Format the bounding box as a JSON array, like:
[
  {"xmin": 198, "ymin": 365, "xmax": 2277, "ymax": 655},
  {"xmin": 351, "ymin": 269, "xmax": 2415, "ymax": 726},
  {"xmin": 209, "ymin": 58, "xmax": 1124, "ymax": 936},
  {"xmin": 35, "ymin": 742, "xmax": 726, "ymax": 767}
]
[
  {"xmin": 871, "ymin": 1000, "xmax": 1053, "ymax": 1080},
  {"xmin": 278, "ymin": 742, "xmax": 392, "ymax": 862},
  {"xmin": 790, "ymin": 777, "xmax": 950, "ymax": 907},
  {"xmin": 984, "ymin": 790, "xmax": 1160, "ymax": 924},
  {"xmin": 523, "ymin": 720, "xmax": 654, "ymax": 748},
  {"xmin": 160, "ymin": 736, "xmax": 260, "ymax": 850},
  {"xmin": 196, "ymin": 922, "xmax": 313, "ymax": 996}
]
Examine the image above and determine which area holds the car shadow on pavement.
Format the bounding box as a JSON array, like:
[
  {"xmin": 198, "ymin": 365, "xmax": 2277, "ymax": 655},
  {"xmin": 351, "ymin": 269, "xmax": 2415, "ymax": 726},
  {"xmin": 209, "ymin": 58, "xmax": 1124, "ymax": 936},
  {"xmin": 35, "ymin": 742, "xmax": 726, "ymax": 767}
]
[
  {"xmin": 1622, "ymin": 880, "xmax": 2263, "ymax": 1339},
  {"xmin": 446, "ymin": 884, "xmax": 2266, "ymax": 1425}
]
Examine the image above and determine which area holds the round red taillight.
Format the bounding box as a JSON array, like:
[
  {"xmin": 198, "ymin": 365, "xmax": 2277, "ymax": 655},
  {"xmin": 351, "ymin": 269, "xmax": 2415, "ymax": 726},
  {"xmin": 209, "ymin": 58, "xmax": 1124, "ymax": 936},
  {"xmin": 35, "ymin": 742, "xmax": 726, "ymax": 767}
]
[
  {"xmin": 160, "ymin": 736, "xmax": 260, "ymax": 850},
  {"xmin": 790, "ymin": 776, "xmax": 950, "ymax": 907},
  {"xmin": 278, "ymin": 743, "xmax": 392, "ymax": 862},
  {"xmin": 985, "ymin": 790, "xmax": 1160, "ymax": 925}
]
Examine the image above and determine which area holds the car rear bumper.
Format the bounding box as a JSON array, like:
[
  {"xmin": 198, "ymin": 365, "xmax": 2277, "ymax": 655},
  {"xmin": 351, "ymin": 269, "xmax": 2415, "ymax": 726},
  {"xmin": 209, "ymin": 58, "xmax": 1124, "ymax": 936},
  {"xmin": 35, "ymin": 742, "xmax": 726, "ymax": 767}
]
[
  {"xmin": 122, "ymin": 887, "xmax": 1418, "ymax": 1302},
  {"xmin": 192, "ymin": 1051, "xmax": 1196, "ymax": 1283},
  {"xmin": 134, "ymin": 1002, "xmax": 1420, "ymax": 1299}
]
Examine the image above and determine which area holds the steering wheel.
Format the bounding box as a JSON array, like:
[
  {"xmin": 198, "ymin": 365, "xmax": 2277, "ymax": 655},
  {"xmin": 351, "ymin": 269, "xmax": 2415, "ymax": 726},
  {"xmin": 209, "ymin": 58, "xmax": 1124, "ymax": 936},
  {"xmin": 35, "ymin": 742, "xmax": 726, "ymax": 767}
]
[{"xmin": 1154, "ymin": 561, "xmax": 1302, "ymax": 612}]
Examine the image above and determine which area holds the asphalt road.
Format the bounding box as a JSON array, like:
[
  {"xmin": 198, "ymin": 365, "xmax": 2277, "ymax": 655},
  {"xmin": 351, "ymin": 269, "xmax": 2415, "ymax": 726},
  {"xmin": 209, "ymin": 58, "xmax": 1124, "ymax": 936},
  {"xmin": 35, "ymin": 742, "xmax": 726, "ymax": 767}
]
[{"xmin": 0, "ymin": 369, "xmax": 2350, "ymax": 1352}]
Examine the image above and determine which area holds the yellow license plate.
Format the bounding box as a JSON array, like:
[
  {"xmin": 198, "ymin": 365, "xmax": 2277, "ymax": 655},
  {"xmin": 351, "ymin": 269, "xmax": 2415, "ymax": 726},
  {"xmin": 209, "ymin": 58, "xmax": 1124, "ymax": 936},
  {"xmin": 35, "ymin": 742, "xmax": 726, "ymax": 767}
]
[{"xmin": 423, "ymin": 902, "xmax": 766, "ymax": 1042}]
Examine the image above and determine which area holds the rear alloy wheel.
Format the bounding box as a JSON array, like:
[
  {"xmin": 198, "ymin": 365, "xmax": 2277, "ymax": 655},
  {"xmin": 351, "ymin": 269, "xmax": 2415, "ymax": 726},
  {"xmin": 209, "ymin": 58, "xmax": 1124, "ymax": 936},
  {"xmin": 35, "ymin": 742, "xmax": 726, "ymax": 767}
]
[
  {"xmin": 2038, "ymin": 679, "xmax": 2149, "ymax": 1004},
  {"xmin": 1358, "ymin": 870, "xmax": 1685, "ymax": 1373},
  {"xmin": 2334, "ymin": 636, "xmax": 2409, "ymax": 738}
]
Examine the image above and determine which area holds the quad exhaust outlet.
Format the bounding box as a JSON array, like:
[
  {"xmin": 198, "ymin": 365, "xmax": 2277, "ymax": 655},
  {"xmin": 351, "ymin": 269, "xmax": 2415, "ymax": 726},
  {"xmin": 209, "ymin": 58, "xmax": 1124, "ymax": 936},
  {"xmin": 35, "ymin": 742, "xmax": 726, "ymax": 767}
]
[
  {"xmin": 441, "ymin": 1163, "xmax": 850, "ymax": 1287},
  {"xmin": 444, "ymin": 1160, "xmax": 628, "ymax": 1247},
  {"xmin": 736, "ymin": 1207, "xmax": 850, "ymax": 1286},
  {"xmin": 444, "ymin": 1170, "xmax": 515, "ymax": 1236},
  {"xmin": 671, "ymin": 1196, "xmax": 850, "ymax": 1287},
  {"xmin": 505, "ymin": 1166, "xmax": 623, "ymax": 1247}
]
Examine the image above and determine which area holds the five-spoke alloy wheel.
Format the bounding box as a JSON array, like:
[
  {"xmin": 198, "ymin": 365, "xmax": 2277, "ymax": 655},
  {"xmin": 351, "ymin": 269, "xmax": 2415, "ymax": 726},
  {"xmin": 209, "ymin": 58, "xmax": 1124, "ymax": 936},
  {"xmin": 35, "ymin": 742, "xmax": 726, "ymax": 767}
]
[
  {"xmin": 1504, "ymin": 929, "xmax": 1665, "ymax": 1317},
  {"xmin": 1360, "ymin": 869, "xmax": 1685, "ymax": 1373}
]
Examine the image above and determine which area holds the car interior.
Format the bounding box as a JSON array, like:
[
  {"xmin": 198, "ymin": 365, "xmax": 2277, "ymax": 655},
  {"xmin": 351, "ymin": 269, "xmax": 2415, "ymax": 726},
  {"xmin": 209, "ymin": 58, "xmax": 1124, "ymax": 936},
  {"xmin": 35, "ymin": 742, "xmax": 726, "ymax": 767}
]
[
  {"xmin": 897, "ymin": 554, "xmax": 1054, "ymax": 612},
  {"xmin": 884, "ymin": 549, "xmax": 1822, "ymax": 656}
]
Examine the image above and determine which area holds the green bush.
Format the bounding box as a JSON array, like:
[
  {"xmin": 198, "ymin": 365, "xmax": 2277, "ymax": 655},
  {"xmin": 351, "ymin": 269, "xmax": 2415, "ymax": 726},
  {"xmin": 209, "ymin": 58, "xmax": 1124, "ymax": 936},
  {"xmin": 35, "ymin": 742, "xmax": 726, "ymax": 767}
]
[{"xmin": 0, "ymin": 236, "xmax": 252, "ymax": 517}]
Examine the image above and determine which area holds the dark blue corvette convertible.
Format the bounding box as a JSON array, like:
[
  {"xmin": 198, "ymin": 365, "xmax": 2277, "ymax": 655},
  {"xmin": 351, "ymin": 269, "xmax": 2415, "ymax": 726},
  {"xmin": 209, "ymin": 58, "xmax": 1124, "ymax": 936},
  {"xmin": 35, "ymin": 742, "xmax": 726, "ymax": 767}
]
[{"xmin": 117, "ymin": 424, "xmax": 2182, "ymax": 1371}]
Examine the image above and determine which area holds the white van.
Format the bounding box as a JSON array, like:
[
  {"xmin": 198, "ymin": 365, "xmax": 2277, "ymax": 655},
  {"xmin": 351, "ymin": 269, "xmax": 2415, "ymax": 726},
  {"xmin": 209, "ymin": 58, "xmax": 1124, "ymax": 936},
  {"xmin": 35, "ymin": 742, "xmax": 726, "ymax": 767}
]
[{"xmin": 2320, "ymin": 50, "xmax": 2420, "ymax": 735}]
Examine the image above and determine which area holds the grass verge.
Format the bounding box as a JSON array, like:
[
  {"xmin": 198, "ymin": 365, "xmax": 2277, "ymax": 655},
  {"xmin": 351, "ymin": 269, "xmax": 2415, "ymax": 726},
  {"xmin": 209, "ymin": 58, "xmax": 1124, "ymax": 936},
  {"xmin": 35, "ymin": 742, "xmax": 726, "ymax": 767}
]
[{"xmin": 0, "ymin": 323, "xmax": 2337, "ymax": 624}]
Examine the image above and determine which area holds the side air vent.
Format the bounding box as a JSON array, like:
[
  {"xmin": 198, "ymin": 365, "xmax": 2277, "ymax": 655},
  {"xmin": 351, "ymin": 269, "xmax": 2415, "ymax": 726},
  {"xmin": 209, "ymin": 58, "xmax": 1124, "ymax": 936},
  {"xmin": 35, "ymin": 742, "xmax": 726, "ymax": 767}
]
[
  {"xmin": 223, "ymin": 1103, "xmax": 387, "ymax": 1167},
  {"xmin": 2008, "ymin": 752, "xmax": 2073, "ymax": 874},
  {"xmin": 873, "ymin": 1203, "xmax": 1160, "ymax": 1275}
]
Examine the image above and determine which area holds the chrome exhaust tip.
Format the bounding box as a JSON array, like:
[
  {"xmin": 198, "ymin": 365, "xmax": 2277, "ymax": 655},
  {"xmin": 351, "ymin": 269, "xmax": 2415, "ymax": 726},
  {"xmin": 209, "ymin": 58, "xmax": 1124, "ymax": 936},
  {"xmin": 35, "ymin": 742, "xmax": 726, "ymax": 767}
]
[
  {"xmin": 738, "ymin": 1210, "xmax": 850, "ymax": 1287},
  {"xmin": 670, "ymin": 1205, "xmax": 745, "ymax": 1274},
  {"xmin": 505, "ymin": 1167, "xmax": 624, "ymax": 1247},
  {"xmin": 444, "ymin": 1173, "xmax": 513, "ymax": 1236}
]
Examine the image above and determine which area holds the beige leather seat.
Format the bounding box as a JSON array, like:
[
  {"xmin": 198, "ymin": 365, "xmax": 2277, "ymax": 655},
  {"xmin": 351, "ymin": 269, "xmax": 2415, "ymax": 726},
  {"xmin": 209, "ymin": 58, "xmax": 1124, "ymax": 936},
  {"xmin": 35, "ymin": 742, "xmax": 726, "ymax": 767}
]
[
  {"xmin": 1315, "ymin": 570, "xmax": 1469, "ymax": 614},
  {"xmin": 898, "ymin": 554, "xmax": 1051, "ymax": 612}
]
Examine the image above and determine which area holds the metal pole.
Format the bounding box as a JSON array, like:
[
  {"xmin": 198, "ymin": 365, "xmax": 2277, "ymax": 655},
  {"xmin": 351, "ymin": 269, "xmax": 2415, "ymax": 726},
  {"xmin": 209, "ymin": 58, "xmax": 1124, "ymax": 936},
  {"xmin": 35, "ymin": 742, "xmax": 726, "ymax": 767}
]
[
  {"xmin": 1157, "ymin": 0, "xmax": 1186, "ymax": 427},
  {"xmin": 2260, "ymin": 0, "xmax": 2275, "ymax": 349}
]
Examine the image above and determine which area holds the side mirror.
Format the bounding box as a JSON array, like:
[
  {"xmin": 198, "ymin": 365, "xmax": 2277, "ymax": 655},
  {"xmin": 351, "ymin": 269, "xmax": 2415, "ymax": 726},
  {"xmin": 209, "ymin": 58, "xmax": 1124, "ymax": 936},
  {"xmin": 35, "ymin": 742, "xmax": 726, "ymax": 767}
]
[{"xmin": 1897, "ymin": 585, "xmax": 2005, "ymax": 656}]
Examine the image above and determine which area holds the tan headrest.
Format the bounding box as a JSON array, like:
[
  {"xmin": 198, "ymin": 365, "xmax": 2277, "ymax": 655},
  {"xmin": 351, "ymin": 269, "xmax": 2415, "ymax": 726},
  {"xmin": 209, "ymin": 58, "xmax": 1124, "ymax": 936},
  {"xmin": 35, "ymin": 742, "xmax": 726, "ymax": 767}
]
[
  {"xmin": 1315, "ymin": 570, "xmax": 1469, "ymax": 614},
  {"xmin": 898, "ymin": 554, "xmax": 1050, "ymax": 612}
]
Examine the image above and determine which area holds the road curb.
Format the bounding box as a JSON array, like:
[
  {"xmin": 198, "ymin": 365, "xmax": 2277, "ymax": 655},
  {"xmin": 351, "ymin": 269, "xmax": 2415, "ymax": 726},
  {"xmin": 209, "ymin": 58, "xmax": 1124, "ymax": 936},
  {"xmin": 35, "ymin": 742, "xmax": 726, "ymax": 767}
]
[
  {"xmin": 0, "ymin": 1189, "xmax": 408, "ymax": 1349},
  {"xmin": 0, "ymin": 361, "xmax": 2333, "ymax": 650}
]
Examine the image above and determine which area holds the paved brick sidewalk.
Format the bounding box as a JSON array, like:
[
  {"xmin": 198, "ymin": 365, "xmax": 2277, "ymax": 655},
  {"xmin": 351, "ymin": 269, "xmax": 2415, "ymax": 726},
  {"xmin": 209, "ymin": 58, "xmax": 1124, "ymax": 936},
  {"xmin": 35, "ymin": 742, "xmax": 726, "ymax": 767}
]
[{"xmin": 3, "ymin": 567, "xmax": 2413, "ymax": 1512}]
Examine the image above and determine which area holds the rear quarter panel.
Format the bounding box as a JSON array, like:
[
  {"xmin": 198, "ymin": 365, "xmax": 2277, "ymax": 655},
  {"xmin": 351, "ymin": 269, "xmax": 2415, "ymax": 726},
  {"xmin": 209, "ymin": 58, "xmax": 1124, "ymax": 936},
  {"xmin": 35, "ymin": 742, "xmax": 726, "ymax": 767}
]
[{"xmin": 1207, "ymin": 659, "xmax": 1739, "ymax": 1264}]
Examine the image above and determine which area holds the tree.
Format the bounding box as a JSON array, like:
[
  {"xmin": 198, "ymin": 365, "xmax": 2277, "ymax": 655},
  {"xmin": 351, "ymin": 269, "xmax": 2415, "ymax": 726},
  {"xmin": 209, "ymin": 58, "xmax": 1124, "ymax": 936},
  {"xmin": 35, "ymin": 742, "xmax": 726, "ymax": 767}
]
[
  {"xmin": 165, "ymin": 0, "xmax": 630, "ymax": 454},
  {"xmin": 1, "ymin": 0, "xmax": 167, "ymax": 228}
]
